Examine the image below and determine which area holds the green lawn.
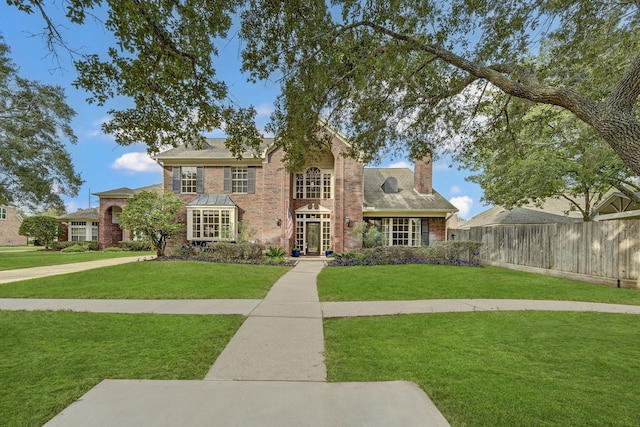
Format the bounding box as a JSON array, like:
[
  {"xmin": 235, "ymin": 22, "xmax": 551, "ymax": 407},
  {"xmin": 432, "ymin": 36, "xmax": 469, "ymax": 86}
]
[
  {"xmin": 0, "ymin": 250, "xmax": 154, "ymax": 270},
  {"xmin": 325, "ymin": 311, "xmax": 640, "ymax": 426},
  {"xmin": 318, "ymin": 264, "xmax": 640, "ymax": 305},
  {"xmin": 0, "ymin": 310, "xmax": 244, "ymax": 426},
  {"xmin": 0, "ymin": 261, "xmax": 290, "ymax": 299}
]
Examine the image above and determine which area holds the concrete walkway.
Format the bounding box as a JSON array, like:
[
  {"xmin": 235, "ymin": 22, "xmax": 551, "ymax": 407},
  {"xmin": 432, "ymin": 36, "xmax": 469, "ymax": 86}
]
[
  {"xmin": 0, "ymin": 254, "xmax": 154, "ymax": 284},
  {"xmin": 2, "ymin": 258, "xmax": 639, "ymax": 426}
]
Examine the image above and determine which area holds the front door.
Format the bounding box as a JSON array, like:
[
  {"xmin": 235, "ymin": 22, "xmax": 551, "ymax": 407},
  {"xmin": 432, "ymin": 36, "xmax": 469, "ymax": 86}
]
[{"xmin": 306, "ymin": 222, "xmax": 321, "ymax": 255}]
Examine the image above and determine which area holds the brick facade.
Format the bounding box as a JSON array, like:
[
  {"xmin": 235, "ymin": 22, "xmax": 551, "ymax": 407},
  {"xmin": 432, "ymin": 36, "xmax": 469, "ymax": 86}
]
[
  {"xmin": 0, "ymin": 206, "xmax": 24, "ymax": 246},
  {"xmin": 98, "ymin": 128, "xmax": 456, "ymax": 253}
]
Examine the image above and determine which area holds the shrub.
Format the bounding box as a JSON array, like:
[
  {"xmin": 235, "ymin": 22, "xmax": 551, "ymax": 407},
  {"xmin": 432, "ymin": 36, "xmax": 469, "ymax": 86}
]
[
  {"xmin": 60, "ymin": 244, "xmax": 89, "ymax": 253},
  {"xmin": 327, "ymin": 241, "xmax": 482, "ymax": 267},
  {"xmin": 118, "ymin": 240, "xmax": 152, "ymax": 251},
  {"xmin": 264, "ymin": 246, "xmax": 286, "ymax": 263},
  {"xmin": 52, "ymin": 241, "xmax": 98, "ymax": 251},
  {"xmin": 103, "ymin": 246, "xmax": 123, "ymax": 252}
]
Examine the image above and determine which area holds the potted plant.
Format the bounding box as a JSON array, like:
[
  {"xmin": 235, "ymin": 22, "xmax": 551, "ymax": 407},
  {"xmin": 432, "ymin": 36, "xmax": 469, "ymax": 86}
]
[{"xmin": 291, "ymin": 247, "xmax": 301, "ymax": 257}]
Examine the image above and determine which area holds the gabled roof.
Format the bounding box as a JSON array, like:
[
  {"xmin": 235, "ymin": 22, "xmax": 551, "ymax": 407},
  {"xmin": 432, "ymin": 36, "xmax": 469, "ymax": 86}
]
[
  {"xmin": 58, "ymin": 207, "xmax": 99, "ymax": 221},
  {"xmin": 458, "ymin": 203, "xmax": 582, "ymax": 229},
  {"xmin": 363, "ymin": 168, "xmax": 457, "ymax": 214},
  {"xmin": 94, "ymin": 183, "xmax": 164, "ymax": 198},
  {"xmin": 592, "ymin": 191, "xmax": 640, "ymax": 220},
  {"xmin": 186, "ymin": 194, "xmax": 236, "ymax": 207},
  {"xmin": 153, "ymin": 138, "xmax": 274, "ymax": 163}
]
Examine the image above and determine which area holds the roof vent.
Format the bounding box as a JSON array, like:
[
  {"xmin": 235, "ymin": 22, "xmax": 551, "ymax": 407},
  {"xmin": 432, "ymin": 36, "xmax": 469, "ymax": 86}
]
[{"xmin": 381, "ymin": 177, "xmax": 399, "ymax": 193}]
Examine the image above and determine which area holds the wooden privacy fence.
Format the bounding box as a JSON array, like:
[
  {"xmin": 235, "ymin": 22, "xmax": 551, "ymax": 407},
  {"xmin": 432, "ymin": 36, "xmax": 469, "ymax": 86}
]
[{"xmin": 451, "ymin": 220, "xmax": 640, "ymax": 288}]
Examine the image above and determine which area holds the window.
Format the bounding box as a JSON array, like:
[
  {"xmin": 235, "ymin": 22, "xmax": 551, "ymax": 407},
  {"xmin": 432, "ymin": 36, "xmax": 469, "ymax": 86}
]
[
  {"xmin": 188, "ymin": 208, "xmax": 236, "ymax": 241},
  {"xmin": 0, "ymin": 207, "xmax": 6, "ymax": 220},
  {"xmin": 91, "ymin": 222, "xmax": 99, "ymax": 241},
  {"xmin": 181, "ymin": 166, "xmax": 198, "ymax": 193},
  {"xmin": 382, "ymin": 218, "xmax": 422, "ymax": 247},
  {"xmin": 70, "ymin": 221, "xmax": 87, "ymax": 242},
  {"xmin": 173, "ymin": 166, "xmax": 204, "ymax": 194},
  {"xmin": 223, "ymin": 166, "xmax": 255, "ymax": 194},
  {"xmin": 295, "ymin": 167, "xmax": 333, "ymax": 199},
  {"xmin": 232, "ymin": 167, "xmax": 248, "ymax": 193}
]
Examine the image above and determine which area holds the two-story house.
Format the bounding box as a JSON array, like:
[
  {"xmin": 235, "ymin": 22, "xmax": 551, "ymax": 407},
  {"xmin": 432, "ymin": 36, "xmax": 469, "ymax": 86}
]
[{"xmin": 97, "ymin": 128, "xmax": 457, "ymax": 254}]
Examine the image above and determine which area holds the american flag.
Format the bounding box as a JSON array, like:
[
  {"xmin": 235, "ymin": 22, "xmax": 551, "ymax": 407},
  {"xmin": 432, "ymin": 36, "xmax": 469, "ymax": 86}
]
[{"xmin": 285, "ymin": 208, "xmax": 294, "ymax": 239}]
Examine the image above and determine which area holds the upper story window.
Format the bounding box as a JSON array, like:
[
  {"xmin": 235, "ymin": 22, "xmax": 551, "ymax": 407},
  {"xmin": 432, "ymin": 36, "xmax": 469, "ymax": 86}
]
[
  {"xmin": 172, "ymin": 166, "xmax": 204, "ymax": 194},
  {"xmin": 223, "ymin": 166, "xmax": 255, "ymax": 194},
  {"xmin": 0, "ymin": 207, "xmax": 6, "ymax": 220},
  {"xmin": 295, "ymin": 167, "xmax": 332, "ymax": 199},
  {"xmin": 181, "ymin": 166, "xmax": 198, "ymax": 193}
]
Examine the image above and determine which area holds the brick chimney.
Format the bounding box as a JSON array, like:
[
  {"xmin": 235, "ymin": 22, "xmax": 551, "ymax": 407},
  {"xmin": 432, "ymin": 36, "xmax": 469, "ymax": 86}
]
[{"xmin": 414, "ymin": 156, "xmax": 433, "ymax": 194}]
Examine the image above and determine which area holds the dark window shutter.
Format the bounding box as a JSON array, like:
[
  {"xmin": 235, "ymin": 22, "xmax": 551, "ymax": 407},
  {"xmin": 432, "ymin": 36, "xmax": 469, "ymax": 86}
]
[
  {"xmin": 172, "ymin": 167, "xmax": 181, "ymax": 193},
  {"xmin": 223, "ymin": 167, "xmax": 231, "ymax": 193},
  {"xmin": 196, "ymin": 167, "xmax": 204, "ymax": 193},
  {"xmin": 421, "ymin": 218, "xmax": 430, "ymax": 246},
  {"xmin": 247, "ymin": 167, "xmax": 256, "ymax": 194}
]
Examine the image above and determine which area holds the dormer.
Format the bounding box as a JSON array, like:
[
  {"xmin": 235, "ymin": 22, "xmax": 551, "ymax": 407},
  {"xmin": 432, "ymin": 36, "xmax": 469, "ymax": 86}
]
[{"xmin": 381, "ymin": 176, "xmax": 399, "ymax": 193}]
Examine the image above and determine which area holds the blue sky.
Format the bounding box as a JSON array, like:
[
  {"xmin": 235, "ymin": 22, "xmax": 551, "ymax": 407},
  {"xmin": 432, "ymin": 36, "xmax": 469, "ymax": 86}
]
[{"xmin": 1, "ymin": 4, "xmax": 489, "ymax": 220}]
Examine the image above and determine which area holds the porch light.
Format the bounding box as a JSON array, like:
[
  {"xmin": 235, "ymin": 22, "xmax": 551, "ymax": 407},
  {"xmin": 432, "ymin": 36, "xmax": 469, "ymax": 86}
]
[
  {"xmin": 345, "ymin": 217, "xmax": 351, "ymax": 227},
  {"xmin": 276, "ymin": 218, "xmax": 282, "ymax": 226}
]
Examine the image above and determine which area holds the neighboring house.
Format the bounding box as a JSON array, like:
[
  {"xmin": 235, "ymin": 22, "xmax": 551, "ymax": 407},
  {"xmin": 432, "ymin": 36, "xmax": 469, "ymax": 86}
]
[
  {"xmin": 0, "ymin": 205, "xmax": 24, "ymax": 246},
  {"xmin": 58, "ymin": 208, "xmax": 100, "ymax": 242},
  {"xmin": 94, "ymin": 184, "xmax": 164, "ymax": 249},
  {"xmin": 143, "ymin": 128, "xmax": 457, "ymax": 255},
  {"xmin": 591, "ymin": 192, "xmax": 640, "ymax": 221},
  {"xmin": 456, "ymin": 198, "xmax": 583, "ymax": 229}
]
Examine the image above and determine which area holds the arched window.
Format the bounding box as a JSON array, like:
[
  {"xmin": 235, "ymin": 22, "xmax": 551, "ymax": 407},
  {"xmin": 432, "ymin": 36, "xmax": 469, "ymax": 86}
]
[{"xmin": 295, "ymin": 167, "xmax": 332, "ymax": 199}]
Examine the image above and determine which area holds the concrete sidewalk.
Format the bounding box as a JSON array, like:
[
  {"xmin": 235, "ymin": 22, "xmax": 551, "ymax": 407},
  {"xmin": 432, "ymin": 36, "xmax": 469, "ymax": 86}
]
[
  {"xmin": 41, "ymin": 259, "xmax": 452, "ymax": 426},
  {"xmin": 0, "ymin": 254, "xmax": 153, "ymax": 284}
]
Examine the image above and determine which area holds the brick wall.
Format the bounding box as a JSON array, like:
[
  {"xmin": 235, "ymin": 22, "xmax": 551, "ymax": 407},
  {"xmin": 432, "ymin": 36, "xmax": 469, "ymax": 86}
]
[
  {"xmin": 414, "ymin": 156, "xmax": 433, "ymax": 194},
  {"xmin": 0, "ymin": 206, "xmax": 24, "ymax": 246}
]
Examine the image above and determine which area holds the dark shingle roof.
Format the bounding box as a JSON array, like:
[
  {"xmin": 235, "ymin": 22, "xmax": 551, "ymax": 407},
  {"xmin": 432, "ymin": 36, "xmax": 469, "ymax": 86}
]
[
  {"xmin": 154, "ymin": 138, "xmax": 274, "ymax": 161},
  {"xmin": 363, "ymin": 168, "xmax": 457, "ymax": 213},
  {"xmin": 94, "ymin": 183, "xmax": 163, "ymax": 198},
  {"xmin": 58, "ymin": 207, "xmax": 99, "ymax": 221}
]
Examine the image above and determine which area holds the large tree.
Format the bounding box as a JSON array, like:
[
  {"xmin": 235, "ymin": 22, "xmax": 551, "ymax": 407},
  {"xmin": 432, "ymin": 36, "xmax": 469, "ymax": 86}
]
[
  {"xmin": 0, "ymin": 38, "xmax": 82, "ymax": 212},
  {"xmin": 8, "ymin": 1, "xmax": 640, "ymax": 174},
  {"xmin": 118, "ymin": 191, "xmax": 183, "ymax": 257},
  {"xmin": 456, "ymin": 102, "xmax": 639, "ymax": 221},
  {"xmin": 239, "ymin": 0, "xmax": 640, "ymax": 172}
]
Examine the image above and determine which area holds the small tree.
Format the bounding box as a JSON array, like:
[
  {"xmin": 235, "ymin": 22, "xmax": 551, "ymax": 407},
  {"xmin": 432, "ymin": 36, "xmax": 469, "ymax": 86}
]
[
  {"xmin": 118, "ymin": 191, "xmax": 183, "ymax": 257},
  {"xmin": 18, "ymin": 216, "xmax": 63, "ymax": 250}
]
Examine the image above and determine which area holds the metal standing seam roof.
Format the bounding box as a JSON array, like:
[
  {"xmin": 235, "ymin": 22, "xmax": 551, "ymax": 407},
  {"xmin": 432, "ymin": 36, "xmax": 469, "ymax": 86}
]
[
  {"xmin": 186, "ymin": 194, "xmax": 237, "ymax": 207},
  {"xmin": 363, "ymin": 168, "xmax": 457, "ymax": 213}
]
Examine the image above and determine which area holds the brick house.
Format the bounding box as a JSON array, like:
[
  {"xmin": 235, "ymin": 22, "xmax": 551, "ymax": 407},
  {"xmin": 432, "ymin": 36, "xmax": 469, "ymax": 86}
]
[
  {"xmin": 94, "ymin": 128, "xmax": 456, "ymax": 253},
  {"xmin": 95, "ymin": 184, "xmax": 164, "ymax": 249},
  {"xmin": 0, "ymin": 205, "xmax": 24, "ymax": 246},
  {"xmin": 140, "ymin": 128, "xmax": 458, "ymax": 255}
]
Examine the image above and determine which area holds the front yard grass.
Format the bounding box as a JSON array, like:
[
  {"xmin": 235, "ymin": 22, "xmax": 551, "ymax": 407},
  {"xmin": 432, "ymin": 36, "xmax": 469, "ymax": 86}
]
[
  {"xmin": 318, "ymin": 264, "xmax": 640, "ymax": 305},
  {"xmin": 0, "ymin": 310, "xmax": 244, "ymax": 426},
  {"xmin": 0, "ymin": 261, "xmax": 290, "ymax": 299},
  {"xmin": 0, "ymin": 250, "xmax": 154, "ymax": 270},
  {"xmin": 325, "ymin": 311, "xmax": 640, "ymax": 426}
]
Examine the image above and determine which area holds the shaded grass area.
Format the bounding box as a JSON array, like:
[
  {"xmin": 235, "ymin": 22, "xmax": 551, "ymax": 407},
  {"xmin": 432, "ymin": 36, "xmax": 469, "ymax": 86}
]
[
  {"xmin": 0, "ymin": 261, "xmax": 290, "ymax": 299},
  {"xmin": 0, "ymin": 250, "xmax": 154, "ymax": 270},
  {"xmin": 325, "ymin": 311, "xmax": 640, "ymax": 426},
  {"xmin": 318, "ymin": 264, "xmax": 640, "ymax": 305},
  {"xmin": 0, "ymin": 310, "xmax": 244, "ymax": 426}
]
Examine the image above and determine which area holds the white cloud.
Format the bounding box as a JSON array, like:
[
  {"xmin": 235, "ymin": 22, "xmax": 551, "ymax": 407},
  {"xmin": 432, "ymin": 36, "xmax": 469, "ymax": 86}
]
[
  {"xmin": 450, "ymin": 185, "xmax": 463, "ymax": 195},
  {"xmin": 450, "ymin": 196, "xmax": 473, "ymax": 219},
  {"xmin": 111, "ymin": 152, "xmax": 161, "ymax": 173},
  {"xmin": 387, "ymin": 160, "xmax": 413, "ymax": 170},
  {"xmin": 255, "ymin": 103, "xmax": 274, "ymax": 117}
]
